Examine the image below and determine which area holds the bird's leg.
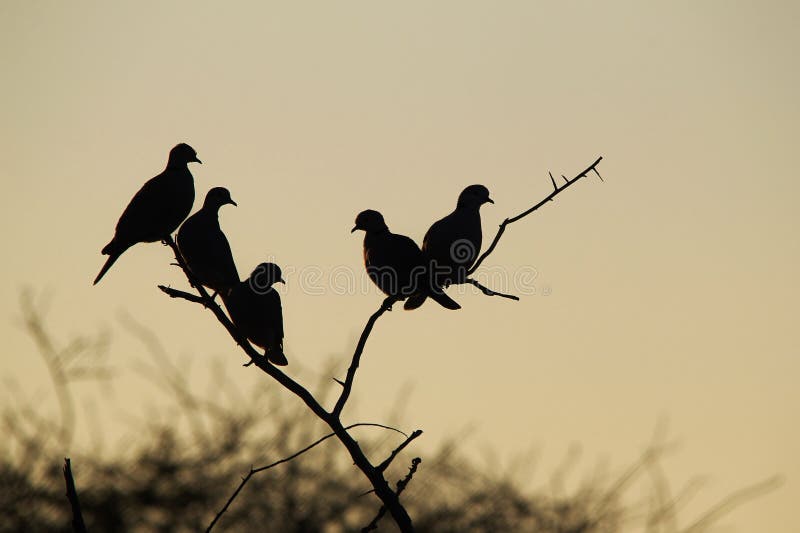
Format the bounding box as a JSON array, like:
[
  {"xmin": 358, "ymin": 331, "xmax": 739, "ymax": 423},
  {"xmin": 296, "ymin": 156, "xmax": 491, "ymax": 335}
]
[{"xmin": 382, "ymin": 296, "xmax": 395, "ymax": 311}]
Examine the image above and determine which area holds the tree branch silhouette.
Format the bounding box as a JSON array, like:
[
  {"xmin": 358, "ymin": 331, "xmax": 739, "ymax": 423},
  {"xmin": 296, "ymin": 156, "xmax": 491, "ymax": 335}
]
[
  {"xmin": 378, "ymin": 430, "xmax": 423, "ymax": 472},
  {"xmin": 332, "ymin": 296, "xmax": 397, "ymax": 417},
  {"xmin": 363, "ymin": 457, "xmax": 422, "ymax": 532},
  {"xmin": 159, "ymin": 237, "xmax": 416, "ymax": 531},
  {"xmin": 464, "ymin": 278, "xmax": 520, "ymax": 301},
  {"xmin": 467, "ymin": 156, "xmax": 604, "ymax": 278},
  {"xmin": 207, "ymin": 422, "xmax": 409, "ymax": 533},
  {"xmin": 62, "ymin": 458, "xmax": 87, "ymax": 533},
  {"xmin": 159, "ymin": 156, "xmax": 604, "ymax": 531}
]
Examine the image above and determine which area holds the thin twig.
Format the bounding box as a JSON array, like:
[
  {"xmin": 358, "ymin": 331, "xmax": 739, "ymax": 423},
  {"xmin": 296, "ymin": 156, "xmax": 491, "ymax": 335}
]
[
  {"xmin": 157, "ymin": 285, "xmax": 206, "ymax": 304},
  {"xmin": 378, "ymin": 430, "xmax": 423, "ymax": 472},
  {"xmin": 20, "ymin": 295, "xmax": 76, "ymax": 447},
  {"xmin": 468, "ymin": 156, "xmax": 603, "ymax": 275},
  {"xmin": 464, "ymin": 279, "xmax": 520, "ymax": 301},
  {"xmin": 683, "ymin": 476, "xmax": 783, "ymax": 533},
  {"xmin": 63, "ymin": 458, "xmax": 87, "ymax": 533},
  {"xmin": 206, "ymin": 422, "xmax": 408, "ymax": 532},
  {"xmin": 362, "ymin": 458, "xmax": 423, "ymax": 532},
  {"xmin": 332, "ymin": 297, "xmax": 397, "ymax": 417}
]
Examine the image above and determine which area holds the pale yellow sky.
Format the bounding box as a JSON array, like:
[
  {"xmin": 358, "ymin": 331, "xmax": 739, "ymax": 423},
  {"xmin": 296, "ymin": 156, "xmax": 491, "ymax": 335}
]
[{"xmin": 1, "ymin": 2, "xmax": 798, "ymax": 531}]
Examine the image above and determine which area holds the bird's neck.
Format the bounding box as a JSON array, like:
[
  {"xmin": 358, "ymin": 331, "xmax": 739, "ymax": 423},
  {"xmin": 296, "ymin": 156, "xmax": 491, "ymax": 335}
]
[
  {"xmin": 200, "ymin": 203, "xmax": 222, "ymax": 216},
  {"xmin": 364, "ymin": 228, "xmax": 389, "ymax": 246},
  {"xmin": 455, "ymin": 203, "xmax": 479, "ymax": 212},
  {"xmin": 166, "ymin": 160, "xmax": 189, "ymax": 171}
]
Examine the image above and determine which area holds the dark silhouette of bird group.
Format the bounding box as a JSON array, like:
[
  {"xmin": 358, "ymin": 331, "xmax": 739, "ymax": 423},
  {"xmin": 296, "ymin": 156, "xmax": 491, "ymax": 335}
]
[
  {"xmin": 352, "ymin": 185, "xmax": 493, "ymax": 311},
  {"xmin": 94, "ymin": 143, "xmax": 495, "ymax": 366}
]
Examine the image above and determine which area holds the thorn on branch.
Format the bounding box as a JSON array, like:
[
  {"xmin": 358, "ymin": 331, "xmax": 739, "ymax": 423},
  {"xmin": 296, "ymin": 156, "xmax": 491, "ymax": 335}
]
[
  {"xmin": 593, "ymin": 167, "xmax": 604, "ymax": 182},
  {"xmin": 549, "ymin": 171, "xmax": 558, "ymax": 191},
  {"xmin": 397, "ymin": 457, "xmax": 422, "ymax": 493}
]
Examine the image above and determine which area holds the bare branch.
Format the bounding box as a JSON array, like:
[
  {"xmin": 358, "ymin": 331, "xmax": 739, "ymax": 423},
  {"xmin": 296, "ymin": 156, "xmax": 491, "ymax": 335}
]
[
  {"xmin": 683, "ymin": 476, "xmax": 783, "ymax": 533},
  {"xmin": 207, "ymin": 422, "xmax": 409, "ymax": 532},
  {"xmin": 378, "ymin": 430, "xmax": 423, "ymax": 472},
  {"xmin": 463, "ymin": 278, "xmax": 520, "ymax": 301},
  {"xmin": 63, "ymin": 458, "xmax": 87, "ymax": 533},
  {"xmin": 362, "ymin": 457, "xmax": 423, "ymax": 532},
  {"xmin": 332, "ymin": 296, "xmax": 397, "ymax": 417},
  {"xmin": 468, "ymin": 156, "xmax": 604, "ymax": 275},
  {"xmin": 157, "ymin": 285, "xmax": 206, "ymax": 304}
]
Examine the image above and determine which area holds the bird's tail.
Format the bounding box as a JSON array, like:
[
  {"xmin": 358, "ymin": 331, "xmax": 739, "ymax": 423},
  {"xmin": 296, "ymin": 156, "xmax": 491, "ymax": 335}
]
[
  {"xmin": 93, "ymin": 240, "xmax": 128, "ymax": 285},
  {"xmin": 404, "ymin": 290, "xmax": 461, "ymax": 311},
  {"xmin": 266, "ymin": 346, "xmax": 289, "ymax": 366},
  {"xmin": 429, "ymin": 291, "xmax": 461, "ymax": 310},
  {"xmin": 403, "ymin": 293, "xmax": 427, "ymax": 310}
]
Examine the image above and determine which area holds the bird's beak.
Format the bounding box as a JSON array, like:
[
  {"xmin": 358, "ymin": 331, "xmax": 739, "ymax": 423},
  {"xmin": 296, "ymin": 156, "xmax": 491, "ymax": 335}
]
[
  {"xmin": 229, "ymin": 199, "xmax": 238, "ymax": 207},
  {"xmin": 486, "ymin": 197, "xmax": 494, "ymax": 204},
  {"xmin": 193, "ymin": 156, "xmax": 202, "ymax": 164},
  {"xmin": 279, "ymin": 278, "xmax": 286, "ymax": 284},
  {"xmin": 350, "ymin": 226, "xmax": 358, "ymax": 233}
]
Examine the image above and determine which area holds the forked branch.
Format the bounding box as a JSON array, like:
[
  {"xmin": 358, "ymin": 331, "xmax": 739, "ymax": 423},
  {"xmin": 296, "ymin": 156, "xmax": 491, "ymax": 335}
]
[
  {"xmin": 362, "ymin": 457, "xmax": 423, "ymax": 532},
  {"xmin": 206, "ymin": 422, "xmax": 408, "ymax": 532},
  {"xmin": 159, "ymin": 238, "xmax": 415, "ymax": 531}
]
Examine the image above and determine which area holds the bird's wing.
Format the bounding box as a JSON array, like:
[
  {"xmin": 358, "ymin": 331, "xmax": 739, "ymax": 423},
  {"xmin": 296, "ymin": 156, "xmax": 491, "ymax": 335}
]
[
  {"xmin": 211, "ymin": 228, "xmax": 240, "ymax": 286},
  {"xmin": 115, "ymin": 172, "xmax": 169, "ymax": 242},
  {"xmin": 264, "ymin": 290, "xmax": 284, "ymax": 341},
  {"xmin": 421, "ymin": 213, "xmax": 454, "ymax": 263}
]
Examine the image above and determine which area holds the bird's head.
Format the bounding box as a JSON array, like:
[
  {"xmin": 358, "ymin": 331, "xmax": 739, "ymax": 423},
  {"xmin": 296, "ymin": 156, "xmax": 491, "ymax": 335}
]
[
  {"xmin": 168, "ymin": 143, "xmax": 202, "ymax": 166},
  {"xmin": 351, "ymin": 210, "xmax": 388, "ymax": 234},
  {"xmin": 457, "ymin": 184, "xmax": 493, "ymax": 209},
  {"xmin": 249, "ymin": 262, "xmax": 285, "ymax": 292},
  {"xmin": 203, "ymin": 187, "xmax": 237, "ymax": 209}
]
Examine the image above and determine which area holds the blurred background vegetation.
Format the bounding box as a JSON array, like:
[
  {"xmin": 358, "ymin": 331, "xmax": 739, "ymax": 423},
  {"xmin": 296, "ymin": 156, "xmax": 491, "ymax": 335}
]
[{"xmin": 0, "ymin": 291, "xmax": 779, "ymax": 532}]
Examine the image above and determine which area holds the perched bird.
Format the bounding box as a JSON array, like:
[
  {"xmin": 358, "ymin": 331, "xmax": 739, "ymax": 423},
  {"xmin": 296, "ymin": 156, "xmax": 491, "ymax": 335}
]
[
  {"xmin": 351, "ymin": 210, "xmax": 460, "ymax": 310},
  {"xmin": 94, "ymin": 143, "xmax": 200, "ymax": 285},
  {"xmin": 223, "ymin": 263, "xmax": 288, "ymax": 366},
  {"xmin": 177, "ymin": 187, "xmax": 239, "ymax": 296},
  {"xmin": 404, "ymin": 185, "xmax": 493, "ymax": 310}
]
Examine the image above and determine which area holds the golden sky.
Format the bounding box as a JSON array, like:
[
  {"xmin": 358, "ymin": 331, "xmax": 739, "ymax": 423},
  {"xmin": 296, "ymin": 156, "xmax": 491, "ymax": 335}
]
[{"xmin": 1, "ymin": 2, "xmax": 798, "ymax": 531}]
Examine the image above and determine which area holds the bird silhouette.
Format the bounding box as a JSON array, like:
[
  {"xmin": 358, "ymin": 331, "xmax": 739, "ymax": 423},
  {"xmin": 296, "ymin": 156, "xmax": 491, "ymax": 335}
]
[
  {"xmin": 177, "ymin": 187, "xmax": 239, "ymax": 297},
  {"xmin": 223, "ymin": 263, "xmax": 288, "ymax": 366},
  {"xmin": 94, "ymin": 143, "xmax": 200, "ymax": 285},
  {"xmin": 404, "ymin": 185, "xmax": 493, "ymax": 310},
  {"xmin": 352, "ymin": 210, "xmax": 460, "ymax": 310}
]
